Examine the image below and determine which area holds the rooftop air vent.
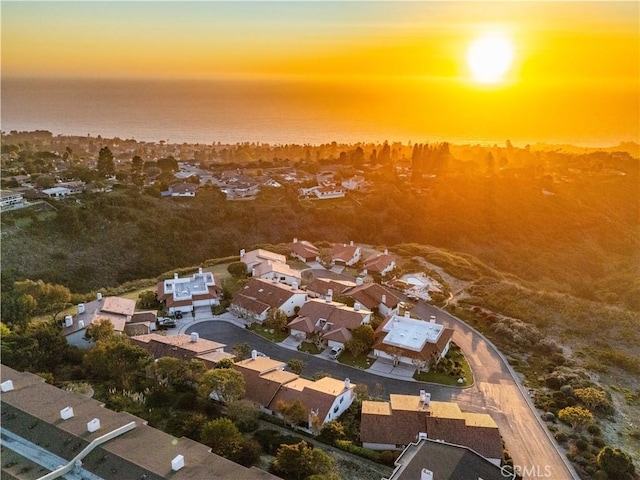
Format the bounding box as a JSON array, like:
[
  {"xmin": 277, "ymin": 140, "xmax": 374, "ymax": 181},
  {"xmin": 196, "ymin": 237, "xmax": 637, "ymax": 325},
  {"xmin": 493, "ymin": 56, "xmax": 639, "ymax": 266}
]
[
  {"xmin": 1, "ymin": 380, "xmax": 14, "ymax": 392},
  {"xmin": 171, "ymin": 454, "xmax": 185, "ymax": 471},
  {"xmin": 60, "ymin": 407, "xmax": 74, "ymax": 420}
]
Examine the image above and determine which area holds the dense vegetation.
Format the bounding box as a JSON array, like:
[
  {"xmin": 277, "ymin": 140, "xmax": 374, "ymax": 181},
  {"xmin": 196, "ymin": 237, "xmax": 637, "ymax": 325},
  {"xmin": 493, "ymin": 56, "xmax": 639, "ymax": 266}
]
[{"xmin": 2, "ymin": 156, "xmax": 638, "ymax": 312}]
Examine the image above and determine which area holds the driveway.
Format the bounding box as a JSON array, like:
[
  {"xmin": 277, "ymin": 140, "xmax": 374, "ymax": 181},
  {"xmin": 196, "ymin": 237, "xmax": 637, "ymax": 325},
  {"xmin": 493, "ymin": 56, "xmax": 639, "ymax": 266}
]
[{"xmin": 185, "ymin": 309, "xmax": 577, "ymax": 480}]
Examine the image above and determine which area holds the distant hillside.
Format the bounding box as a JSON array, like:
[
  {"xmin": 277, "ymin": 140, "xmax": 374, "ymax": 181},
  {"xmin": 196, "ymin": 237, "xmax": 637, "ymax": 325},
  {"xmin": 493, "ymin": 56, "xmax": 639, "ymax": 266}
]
[{"xmin": 2, "ymin": 160, "xmax": 638, "ymax": 311}]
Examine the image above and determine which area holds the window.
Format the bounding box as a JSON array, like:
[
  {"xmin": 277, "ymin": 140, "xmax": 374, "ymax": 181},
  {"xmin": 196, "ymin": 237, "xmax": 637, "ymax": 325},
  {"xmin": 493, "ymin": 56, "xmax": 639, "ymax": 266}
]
[
  {"xmin": 333, "ymin": 406, "xmax": 339, "ymax": 413},
  {"xmin": 339, "ymin": 397, "xmax": 344, "ymax": 404}
]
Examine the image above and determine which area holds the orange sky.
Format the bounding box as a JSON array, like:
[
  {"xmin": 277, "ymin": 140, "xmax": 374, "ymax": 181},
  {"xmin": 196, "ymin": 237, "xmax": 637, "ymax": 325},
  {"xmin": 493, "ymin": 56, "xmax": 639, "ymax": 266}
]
[{"xmin": 2, "ymin": 1, "xmax": 638, "ymax": 145}]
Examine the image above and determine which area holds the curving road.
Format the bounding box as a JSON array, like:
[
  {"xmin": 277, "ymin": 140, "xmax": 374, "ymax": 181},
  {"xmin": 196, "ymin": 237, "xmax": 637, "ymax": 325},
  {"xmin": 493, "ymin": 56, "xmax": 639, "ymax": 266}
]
[{"xmin": 186, "ymin": 306, "xmax": 578, "ymax": 480}]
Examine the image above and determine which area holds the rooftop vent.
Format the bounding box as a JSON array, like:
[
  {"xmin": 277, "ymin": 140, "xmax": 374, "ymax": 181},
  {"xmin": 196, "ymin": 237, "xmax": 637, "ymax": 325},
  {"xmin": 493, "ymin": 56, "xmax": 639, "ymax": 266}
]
[
  {"xmin": 421, "ymin": 468, "xmax": 434, "ymax": 480},
  {"xmin": 354, "ymin": 302, "xmax": 361, "ymax": 311},
  {"xmin": 356, "ymin": 277, "xmax": 364, "ymax": 286},
  {"xmin": 418, "ymin": 432, "xmax": 427, "ymax": 441},
  {"xmin": 78, "ymin": 320, "xmax": 85, "ymax": 329},
  {"xmin": 1, "ymin": 380, "xmax": 14, "ymax": 392},
  {"xmin": 60, "ymin": 406, "xmax": 74, "ymax": 420},
  {"xmin": 77, "ymin": 303, "xmax": 85, "ymax": 314},
  {"xmin": 87, "ymin": 418, "xmax": 101, "ymax": 433},
  {"xmin": 171, "ymin": 454, "xmax": 185, "ymax": 472}
]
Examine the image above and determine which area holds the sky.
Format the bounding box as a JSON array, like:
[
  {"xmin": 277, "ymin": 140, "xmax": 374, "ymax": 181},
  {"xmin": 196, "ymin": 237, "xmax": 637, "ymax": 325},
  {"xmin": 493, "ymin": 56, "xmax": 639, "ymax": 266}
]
[{"xmin": 1, "ymin": 1, "xmax": 638, "ymax": 145}]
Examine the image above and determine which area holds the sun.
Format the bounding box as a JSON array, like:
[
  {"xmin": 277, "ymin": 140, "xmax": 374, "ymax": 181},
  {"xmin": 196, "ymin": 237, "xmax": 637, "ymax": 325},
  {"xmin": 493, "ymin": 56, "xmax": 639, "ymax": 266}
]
[{"xmin": 466, "ymin": 33, "xmax": 515, "ymax": 84}]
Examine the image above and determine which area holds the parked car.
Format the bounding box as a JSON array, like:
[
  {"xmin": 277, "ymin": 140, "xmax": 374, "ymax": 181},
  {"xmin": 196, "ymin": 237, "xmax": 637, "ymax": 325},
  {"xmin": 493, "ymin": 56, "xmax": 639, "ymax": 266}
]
[
  {"xmin": 328, "ymin": 346, "xmax": 343, "ymax": 359},
  {"xmin": 157, "ymin": 317, "xmax": 177, "ymax": 329}
]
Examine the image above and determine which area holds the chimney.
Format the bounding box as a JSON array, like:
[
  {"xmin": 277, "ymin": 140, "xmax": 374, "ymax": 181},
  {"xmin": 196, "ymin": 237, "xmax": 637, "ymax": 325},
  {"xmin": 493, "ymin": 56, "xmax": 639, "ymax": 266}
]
[
  {"xmin": 404, "ymin": 311, "xmax": 410, "ymax": 318},
  {"xmin": 64, "ymin": 315, "xmax": 73, "ymax": 327},
  {"xmin": 418, "ymin": 432, "xmax": 427, "ymax": 441},
  {"xmin": 381, "ymin": 294, "xmax": 386, "ymax": 304},
  {"xmin": 174, "ymin": 273, "xmax": 179, "ymax": 280},
  {"xmin": 350, "ymin": 240, "xmax": 354, "ymax": 246},
  {"xmin": 199, "ymin": 267, "xmax": 203, "ymax": 274},
  {"xmin": 171, "ymin": 454, "xmax": 185, "ymax": 472},
  {"xmin": 240, "ymin": 248, "xmax": 246, "ymax": 258},
  {"xmin": 251, "ymin": 349, "xmax": 258, "ymax": 360},
  {"xmin": 354, "ymin": 302, "xmax": 361, "ymax": 311},
  {"xmin": 1, "ymin": 380, "xmax": 14, "ymax": 392},
  {"xmin": 420, "ymin": 390, "xmax": 427, "ymax": 402},
  {"xmin": 423, "ymin": 392, "xmax": 431, "ymax": 406},
  {"xmin": 87, "ymin": 418, "xmax": 101, "ymax": 433},
  {"xmin": 384, "ymin": 248, "xmax": 389, "ymax": 255},
  {"xmin": 96, "ymin": 292, "xmax": 103, "ymax": 301},
  {"xmin": 60, "ymin": 406, "xmax": 74, "ymax": 420},
  {"xmin": 293, "ymin": 237, "xmax": 298, "ymax": 243},
  {"xmin": 251, "ymin": 268, "xmax": 256, "ymax": 277},
  {"xmin": 421, "ymin": 469, "xmax": 434, "ymax": 480},
  {"xmin": 190, "ymin": 332, "xmax": 199, "ymax": 343},
  {"xmin": 78, "ymin": 320, "xmax": 85, "ymax": 329},
  {"xmin": 77, "ymin": 303, "xmax": 85, "ymax": 314},
  {"xmin": 345, "ymin": 378, "xmax": 351, "ymax": 389},
  {"xmin": 430, "ymin": 315, "xmax": 436, "ymax": 323},
  {"xmin": 292, "ymin": 281, "xmax": 298, "ymax": 290},
  {"xmin": 356, "ymin": 277, "xmax": 363, "ymax": 286}
]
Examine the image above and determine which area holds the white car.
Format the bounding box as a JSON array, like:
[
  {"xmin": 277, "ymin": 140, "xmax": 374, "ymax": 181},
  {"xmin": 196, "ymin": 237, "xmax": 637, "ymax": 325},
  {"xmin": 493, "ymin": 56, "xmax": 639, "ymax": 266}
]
[{"xmin": 328, "ymin": 346, "xmax": 343, "ymax": 359}]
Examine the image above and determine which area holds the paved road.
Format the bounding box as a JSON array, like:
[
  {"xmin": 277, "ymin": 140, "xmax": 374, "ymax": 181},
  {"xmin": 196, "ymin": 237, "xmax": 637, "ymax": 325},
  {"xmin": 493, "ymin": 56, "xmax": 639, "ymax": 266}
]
[{"xmin": 186, "ymin": 311, "xmax": 578, "ymax": 480}]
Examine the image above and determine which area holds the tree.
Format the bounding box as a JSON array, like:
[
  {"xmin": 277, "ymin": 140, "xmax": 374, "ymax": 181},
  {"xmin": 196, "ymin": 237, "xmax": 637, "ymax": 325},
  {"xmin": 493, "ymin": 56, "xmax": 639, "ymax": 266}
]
[
  {"xmin": 227, "ymin": 261, "xmax": 247, "ymax": 278},
  {"xmin": 1, "ymin": 290, "xmax": 37, "ymax": 329},
  {"xmin": 232, "ymin": 342, "xmax": 251, "ymax": 361},
  {"xmin": 226, "ymin": 399, "xmax": 260, "ymax": 432},
  {"xmin": 276, "ymin": 399, "xmax": 307, "ymax": 429},
  {"xmin": 97, "ymin": 146, "xmax": 115, "ymax": 177},
  {"xmin": 234, "ymin": 437, "xmax": 262, "ymax": 467},
  {"xmin": 264, "ymin": 308, "xmax": 288, "ymax": 332},
  {"xmin": 558, "ymin": 406, "xmax": 593, "ymax": 431},
  {"xmin": 287, "ymin": 358, "xmax": 304, "ymax": 375},
  {"xmin": 319, "ymin": 420, "xmax": 345, "ymax": 445},
  {"xmin": 344, "ymin": 338, "xmax": 368, "ymax": 357},
  {"xmin": 150, "ymin": 357, "xmax": 205, "ymax": 392},
  {"xmin": 273, "ymin": 441, "xmax": 334, "ymax": 480},
  {"xmin": 157, "ymin": 156, "xmax": 178, "ymax": 173},
  {"xmin": 12, "ymin": 279, "xmax": 72, "ymax": 321},
  {"xmin": 200, "ymin": 418, "xmax": 242, "ymax": 458},
  {"xmin": 84, "ymin": 318, "xmax": 115, "ymax": 343},
  {"xmin": 596, "ymin": 446, "xmax": 636, "ymax": 478},
  {"xmin": 83, "ymin": 336, "xmax": 153, "ymax": 391},
  {"xmin": 574, "ymin": 387, "xmax": 608, "ymax": 411},
  {"xmin": 200, "ymin": 368, "xmax": 245, "ymax": 404},
  {"xmin": 351, "ymin": 324, "xmax": 376, "ymax": 349},
  {"xmin": 34, "ymin": 174, "xmax": 55, "ymax": 189},
  {"xmin": 138, "ymin": 290, "xmax": 159, "ymax": 309}
]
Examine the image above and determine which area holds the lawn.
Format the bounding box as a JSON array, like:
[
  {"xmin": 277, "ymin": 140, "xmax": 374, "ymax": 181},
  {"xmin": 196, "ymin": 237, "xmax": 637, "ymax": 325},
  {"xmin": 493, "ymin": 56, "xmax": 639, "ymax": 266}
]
[
  {"xmin": 249, "ymin": 324, "xmax": 289, "ymax": 343},
  {"xmin": 413, "ymin": 345, "xmax": 474, "ymax": 387},
  {"xmin": 338, "ymin": 352, "xmax": 374, "ymax": 370},
  {"xmin": 298, "ymin": 342, "xmax": 322, "ymax": 355}
]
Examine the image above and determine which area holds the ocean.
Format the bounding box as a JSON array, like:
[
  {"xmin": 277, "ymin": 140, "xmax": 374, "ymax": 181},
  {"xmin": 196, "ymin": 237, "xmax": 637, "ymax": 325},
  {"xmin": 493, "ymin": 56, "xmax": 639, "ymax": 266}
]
[
  {"xmin": 1, "ymin": 77, "xmax": 633, "ymax": 147},
  {"xmin": 1, "ymin": 77, "xmax": 421, "ymax": 145}
]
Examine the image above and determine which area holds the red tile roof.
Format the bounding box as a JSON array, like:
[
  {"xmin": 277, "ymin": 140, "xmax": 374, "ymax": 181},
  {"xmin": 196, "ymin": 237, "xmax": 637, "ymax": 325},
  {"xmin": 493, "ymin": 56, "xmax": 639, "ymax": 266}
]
[{"xmin": 345, "ymin": 283, "xmax": 401, "ymax": 309}]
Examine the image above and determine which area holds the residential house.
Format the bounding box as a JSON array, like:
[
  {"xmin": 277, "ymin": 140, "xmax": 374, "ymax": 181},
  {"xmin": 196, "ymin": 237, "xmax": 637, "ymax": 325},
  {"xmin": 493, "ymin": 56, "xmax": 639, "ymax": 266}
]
[
  {"xmin": 372, "ymin": 313, "xmax": 454, "ymax": 369},
  {"xmin": 169, "ymin": 183, "xmax": 198, "ymax": 197},
  {"xmin": 61, "ymin": 294, "xmax": 136, "ymax": 347},
  {"xmin": 156, "ymin": 268, "xmax": 221, "ymax": 315},
  {"xmin": 305, "ymin": 278, "xmax": 355, "ymax": 299},
  {"xmin": 343, "ymin": 280, "xmax": 402, "ymax": 317},
  {"xmin": 341, "ymin": 175, "xmax": 366, "ymax": 191},
  {"xmin": 130, "ymin": 332, "xmax": 234, "ymax": 364},
  {"xmin": 42, "ymin": 186, "xmax": 72, "ymax": 199},
  {"xmin": 59, "ymin": 181, "xmax": 86, "ymax": 195},
  {"xmin": 331, "ymin": 242, "xmax": 361, "ymax": 267},
  {"xmin": 230, "ymin": 278, "xmax": 308, "ymax": 324},
  {"xmin": 0, "ymin": 189, "xmax": 28, "ymax": 211},
  {"xmin": 289, "ymin": 238, "xmax": 320, "ymax": 263},
  {"xmin": 287, "ymin": 298, "xmax": 371, "ymax": 348},
  {"xmin": 234, "ymin": 352, "xmax": 356, "ymax": 433},
  {"xmin": 363, "ymin": 250, "xmax": 397, "ymax": 276},
  {"xmin": 314, "ymin": 185, "xmax": 346, "ymax": 199},
  {"xmin": 360, "ymin": 392, "xmax": 503, "ymax": 466},
  {"xmin": 240, "ymin": 249, "xmax": 287, "ymax": 274},
  {"xmin": 252, "ymin": 260, "xmax": 302, "ymax": 287},
  {"xmin": 384, "ymin": 438, "xmax": 505, "ymax": 480},
  {"xmin": 0, "ymin": 366, "xmax": 279, "ymax": 480}
]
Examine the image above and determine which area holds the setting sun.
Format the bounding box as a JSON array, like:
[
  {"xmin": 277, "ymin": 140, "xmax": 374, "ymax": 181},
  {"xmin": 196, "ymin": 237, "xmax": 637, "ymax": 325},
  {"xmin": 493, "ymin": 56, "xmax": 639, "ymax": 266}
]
[{"xmin": 466, "ymin": 33, "xmax": 515, "ymax": 84}]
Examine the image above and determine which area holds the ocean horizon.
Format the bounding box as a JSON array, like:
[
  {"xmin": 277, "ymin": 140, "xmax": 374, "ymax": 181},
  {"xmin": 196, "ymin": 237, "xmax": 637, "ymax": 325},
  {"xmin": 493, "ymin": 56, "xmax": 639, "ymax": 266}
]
[{"xmin": 1, "ymin": 77, "xmax": 633, "ymax": 148}]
